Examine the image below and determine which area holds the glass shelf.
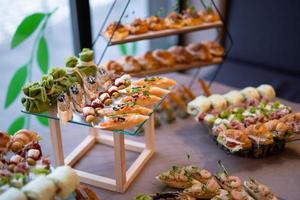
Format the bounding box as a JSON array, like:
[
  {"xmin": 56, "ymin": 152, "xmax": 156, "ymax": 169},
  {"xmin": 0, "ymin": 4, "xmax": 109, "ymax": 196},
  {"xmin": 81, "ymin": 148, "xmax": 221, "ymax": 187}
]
[{"xmin": 22, "ymin": 88, "xmax": 171, "ymax": 136}]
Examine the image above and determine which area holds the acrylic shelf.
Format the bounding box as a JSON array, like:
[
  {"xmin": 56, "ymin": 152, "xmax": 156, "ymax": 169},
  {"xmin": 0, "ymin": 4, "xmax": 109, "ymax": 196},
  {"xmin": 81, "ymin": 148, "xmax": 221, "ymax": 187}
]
[
  {"xmin": 102, "ymin": 21, "xmax": 223, "ymax": 45},
  {"xmin": 22, "ymin": 87, "xmax": 171, "ymax": 136},
  {"xmin": 129, "ymin": 57, "xmax": 223, "ymax": 77}
]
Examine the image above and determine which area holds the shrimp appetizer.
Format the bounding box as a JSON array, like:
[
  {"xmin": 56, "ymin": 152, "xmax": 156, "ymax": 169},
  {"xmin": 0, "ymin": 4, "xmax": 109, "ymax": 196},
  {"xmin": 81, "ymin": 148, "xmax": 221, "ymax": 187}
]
[
  {"xmin": 157, "ymin": 166, "xmax": 198, "ymax": 189},
  {"xmin": 183, "ymin": 179, "xmax": 220, "ymax": 199},
  {"xmin": 244, "ymin": 178, "xmax": 278, "ymax": 200},
  {"xmin": 97, "ymin": 114, "xmax": 149, "ymax": 130},
  {"xmin": 133, "ymin": 77, "xmax": 176, "ymax": 89},
  {"xmin": 215, "ymin": 172, "xmax": 243, "ymax": 191},
  {"xmin": 184, "ymin": 166, "xmax": 216, "ymax": 184}
]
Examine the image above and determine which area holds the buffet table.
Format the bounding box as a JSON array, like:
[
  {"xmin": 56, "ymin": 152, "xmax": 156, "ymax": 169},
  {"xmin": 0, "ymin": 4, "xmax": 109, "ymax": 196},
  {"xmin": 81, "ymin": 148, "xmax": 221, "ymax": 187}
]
[{"xmin": 39, "ymin": 73, "xmax": 300, "ymax": 200}]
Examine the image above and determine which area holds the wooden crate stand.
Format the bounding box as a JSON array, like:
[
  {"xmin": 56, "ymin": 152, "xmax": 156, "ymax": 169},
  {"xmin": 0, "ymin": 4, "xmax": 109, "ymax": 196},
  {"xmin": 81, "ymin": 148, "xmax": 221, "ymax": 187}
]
[{"xmin": 48, "ymin": 108, "xmax": 155, "ymax": 192}]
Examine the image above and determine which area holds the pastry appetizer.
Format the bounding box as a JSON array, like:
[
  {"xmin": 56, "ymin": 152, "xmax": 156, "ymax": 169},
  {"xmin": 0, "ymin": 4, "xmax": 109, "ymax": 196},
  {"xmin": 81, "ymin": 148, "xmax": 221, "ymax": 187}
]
[
  {"xmin": 97, "ymin": 103, "xmax": 152, "ymax": 116},
  {"xmin": 118, "ymin": 56, "xmax": 142, "ymax": 73},
  {"xmin": 121, "ymin": 93, "xmax": 161, "ymax": 107},
  {"xmin": 82, "ymin": 106, "xmax": 96, "ymax": 123},
  {"xmin": 244, "ymin": 178, "xmax": 278, "ymax": 200},
  {"xmin": 186, "ymin": 43, "xmax": 212, "ymax": 61},
  {"xmin": 202, "ymin": 41, "xmax": 224, "ymax": 57},
  {"xmin": 165, "ymin": 12, "xmax": 185, "ymax": 29},
  {"xmin": 103, "ymin": 60, "xmax": 123, "ymax": 73},
  {"xmin": 113, "ymin": 74, "xmax": 131, "ymax": 89},
  {"xmin": 0, "ymin": 132, "xmax": 10, "ymax": 153},
  {"xmin": 138, "ymin": 51, "xmax": 161, "ymax": 70},
  {"xmin": 264, "ymin": 119, "xmax": 290, "ymax": 139},
  {"xmin": 105, "ymin": 22, "xmax": 129, "ymax": 40},
  {"xmin": 146, "ymin": 16, "xmax": 166, "ymax": 31},
  {"xmin": 152, "ymin": 49, "xmax": 176, "ymax": 67},
  {"xmin": 168, "ymin": 46, "xmax": 194, "ymax": 64},
  {"xmin": 198, "ymin": 7, "xmax": 220, "ymax": 22},
  {"xmin": 157, "ymin": 166, "xmax": 196, "ymax": 189},
  {"xmin": 241, "ymin": 87, "xmax": 260, "ymax": 101},
  {"xmin": 69, "ymin": 83, "xmax": 85, "ymax": 113},
  {"xmin": 97, "ymin": 114, "xmax": 149, "ymax": 130},
  {"xmin": 187, "ymin": 96, "xmax": 212, "ymax": 115},
  {"xmin": 133, "ymin": 77, "xmax": 176, "ymax": 89},
  {"xmin": 47, "ymin": 166, "xmax": 80, "ymax": 199},
  {"xmin": 209, "ymin": 94, "xmax": 228, "ymax": 112},
  {"xmin": 246, "ymin": 123, "xmax": 274, "ymax": 145},
  {"xmin": 257, "ymin": 84, "xmax": 276, "ymax": 101},
  {"xmin": 182, "ymin": 8, "xmax": 203, "ymax": 26},
  {"xmin": 10, "ymin": 129, "xmax": 39, "ymax": 153},
  {"xmin": 83, "ymin": 76, "xmax": 98, "ymax": 101},
  {"xmin": 223, "ymin": 90, "xmax": 245, "ymax": 106},
  {"xmin": 217, "ymin": 129, "xmax": 252, "ymax": 152},
  {"xmin": 183, "ymin": 181, "xmax": 220, "ymax": 199},
  {"xmin": 21, "ymin": 175, "xmax": 57, "ymax": 200},
  {"xmin": 57, "ymin": 93, "xmax": 73, "ymax": 124},
  {"xmin": 98, "ymin": 91, "xmax": 113, "ymax": 106},
  {"xmin": 0, "ymin": 187, "xmax": 27, "ymax": 200},
  {"xmin": 121, "ymin": 86, "xmax": 170, "ymax": 98},
  {"xmin": 127, "ymin": 18, "xmax": 149, "ymax": 34}
]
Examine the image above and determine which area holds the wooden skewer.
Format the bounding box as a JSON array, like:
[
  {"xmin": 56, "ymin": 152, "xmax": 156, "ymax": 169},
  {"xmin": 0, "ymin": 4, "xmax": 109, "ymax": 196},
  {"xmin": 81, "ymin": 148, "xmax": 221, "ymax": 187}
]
[
  {"xmin": 198, "ymin": 79, "xmax": 211, "ymax": 97},
  {"xmin": 181, "ymin": 84, "xmax": 196, "ymax": 100},
  {"xmin": 218, "ymin": 160, "xmax": 229, "ymax": 176}
]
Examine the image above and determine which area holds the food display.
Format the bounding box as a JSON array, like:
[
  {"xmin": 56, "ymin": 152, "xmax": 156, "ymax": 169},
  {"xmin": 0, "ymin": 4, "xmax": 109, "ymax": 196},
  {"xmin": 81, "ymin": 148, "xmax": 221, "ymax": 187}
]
[
  {"xmin": 104, "ymin": 7, "xmax": 220, "ymax": 41},
  {"xmin": 135, "ymin": 162, "xmax": 278, "ymax": 200},
  {"xmin": 187, "ymin": 84, "xmax": 300, "ymax": 157},
  {"xmin": 103, "ymin": 41, "xmax": 224, "ymax": 75},
  {"xmin": 20, "ymin": 48, "xmax": 176, "ymax": 131}
]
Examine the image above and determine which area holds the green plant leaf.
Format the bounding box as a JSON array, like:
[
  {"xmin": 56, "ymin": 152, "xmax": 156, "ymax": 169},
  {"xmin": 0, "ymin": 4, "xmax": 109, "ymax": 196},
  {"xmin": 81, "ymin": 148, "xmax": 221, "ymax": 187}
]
[
  {"xmin": 37, "ymin": 36, "xmax": 49, "ymax": 74},
  {"xmin": 131, "ymin": 42, "xmax": 137, "ymax": 56},
  {"xmin": 36, "ymin": 115, "xmax": 49, "ymax": 126},
  {"xmin": 5, "ymin": 65, "xmax": 28, "ymax": 108},
  {"xmin": 11, "ymin": 13, "xmax": 46, "ymax": 49},
  {"xmin": 7, "ymin": 116, "xmax": 26, "ymax": 135},
  {"xmin": 119, "ymin": 44, "xmax": 128, "ymax": 55}
]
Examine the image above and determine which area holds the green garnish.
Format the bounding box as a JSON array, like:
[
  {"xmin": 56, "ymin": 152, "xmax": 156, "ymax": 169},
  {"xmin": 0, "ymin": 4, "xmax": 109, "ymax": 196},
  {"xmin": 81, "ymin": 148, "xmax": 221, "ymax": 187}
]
[
  {"xmin": 220, "ymin": 110, "xmax": 230, "ymax": 119},
  {"xmin": 143, "ymin": 90, "xmax": 150, "ymax": 96},
  {"xmin": 31, "ymin": 168, "xmax": 50, "ymax": 175},
  {"xmin": 234, "ymin": 113, "xmax": 244, "ymax": 122},
  {"xmin": 134, "ymin": 194, "xmax": 152, "ymax": 200},
  {"xmin": 0, "ymin": 177, "xmax": 10, "ymax": 186},
  {"xmin": 131, "ymin": 87, "xmax": 141, "ymax": 94},
  {"xmin": 234, "ymin": 107, "xmax": 245, "ymax": 114},
  {"xmin": 144, "ymin": 77, "xmax": 156, "ymax": 82},
  {"xmin": 272, "ymin": 101, "xmax": 281, "ymax": 109},
  {"xmin": 249, "ymin": 107, "xmax": 256, "ymax": 113}
]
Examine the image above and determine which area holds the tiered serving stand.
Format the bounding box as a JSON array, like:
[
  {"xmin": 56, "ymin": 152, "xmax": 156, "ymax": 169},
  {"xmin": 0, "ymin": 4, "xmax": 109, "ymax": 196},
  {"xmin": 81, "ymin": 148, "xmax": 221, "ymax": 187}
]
[{"xmin": 23, "ymin": 0, "xmax": 231, "ymax": 193}]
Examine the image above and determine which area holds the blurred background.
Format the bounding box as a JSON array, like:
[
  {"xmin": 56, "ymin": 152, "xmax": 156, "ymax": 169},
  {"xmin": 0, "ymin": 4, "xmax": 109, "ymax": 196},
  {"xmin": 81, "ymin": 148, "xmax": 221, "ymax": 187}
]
[{"xmin": 0, "ymin": 0, "xmax": 299, "ymax": 133}]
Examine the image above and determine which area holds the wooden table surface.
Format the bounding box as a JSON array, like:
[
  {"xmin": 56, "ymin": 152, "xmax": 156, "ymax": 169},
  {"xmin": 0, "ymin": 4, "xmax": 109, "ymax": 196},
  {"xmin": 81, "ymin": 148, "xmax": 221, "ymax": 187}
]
[{"xmin": 39, "ymin": 73, "xmax": 300, "ymax": 200}]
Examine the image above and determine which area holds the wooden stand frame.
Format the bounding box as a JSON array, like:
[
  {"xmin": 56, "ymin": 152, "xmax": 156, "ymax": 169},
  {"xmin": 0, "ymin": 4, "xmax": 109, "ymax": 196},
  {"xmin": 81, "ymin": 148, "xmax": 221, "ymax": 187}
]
[{"xmin": 48, "ymin": 108, "xmax": 155, "ymax": 192}]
